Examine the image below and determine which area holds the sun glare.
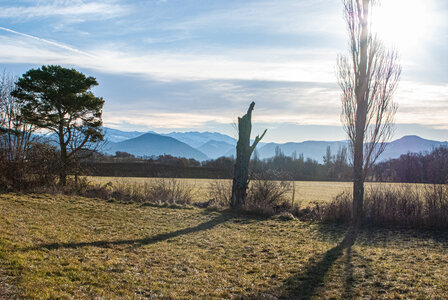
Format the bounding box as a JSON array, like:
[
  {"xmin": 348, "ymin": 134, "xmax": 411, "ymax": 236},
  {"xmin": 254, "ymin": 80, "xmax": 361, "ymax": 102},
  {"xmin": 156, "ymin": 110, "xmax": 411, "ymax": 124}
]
[{"xmin": 372, "ymin": 0, "xmax": 434, "ymax": 52}]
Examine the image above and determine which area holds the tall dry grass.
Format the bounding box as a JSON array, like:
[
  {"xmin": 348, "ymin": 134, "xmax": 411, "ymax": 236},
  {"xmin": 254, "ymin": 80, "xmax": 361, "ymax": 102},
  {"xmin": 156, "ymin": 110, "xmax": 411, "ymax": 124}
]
[
  {"xmin": 319, "ymin": 184, "xmax": 448, "ymax": 229},
  {"xmin": 57, "ymin": 177, "xmax": 195, "ymax": 206}
]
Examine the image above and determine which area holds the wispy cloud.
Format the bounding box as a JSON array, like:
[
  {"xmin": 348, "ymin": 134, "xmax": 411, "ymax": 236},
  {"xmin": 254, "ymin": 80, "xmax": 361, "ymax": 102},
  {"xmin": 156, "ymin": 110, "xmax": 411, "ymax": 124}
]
[
  {"xmin": 0, "ymin": 27, "xmax": 337, "ymax": 82},
  {"xmin": 170, "ymin": 0, "xmax": 344, "ymax": 36},
  {"xmin": 0, "ymin": 27, "xmax": 340, "ymax": 82},
  {"xmin": 0, "ymin": 1, "xmax": 128, "ymax": 20}
]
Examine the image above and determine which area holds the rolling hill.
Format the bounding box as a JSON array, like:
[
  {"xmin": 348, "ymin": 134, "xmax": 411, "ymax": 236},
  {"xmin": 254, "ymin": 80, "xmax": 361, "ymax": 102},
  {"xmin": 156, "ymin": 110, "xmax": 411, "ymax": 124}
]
[{"xmin": 380, "ymin": 135, "xmax": 448, "ymax": 160}]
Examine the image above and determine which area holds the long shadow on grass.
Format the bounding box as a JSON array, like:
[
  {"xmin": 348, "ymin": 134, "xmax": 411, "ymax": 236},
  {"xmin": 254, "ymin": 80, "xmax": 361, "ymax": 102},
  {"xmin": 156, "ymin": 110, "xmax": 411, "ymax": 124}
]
[
  {"xmin": 281, "ymin": 227, "xmax": 358, "ymax": 299},
  {"xmin": 25, "ymin": 211, "xmax": 237, "ymax": 251}
]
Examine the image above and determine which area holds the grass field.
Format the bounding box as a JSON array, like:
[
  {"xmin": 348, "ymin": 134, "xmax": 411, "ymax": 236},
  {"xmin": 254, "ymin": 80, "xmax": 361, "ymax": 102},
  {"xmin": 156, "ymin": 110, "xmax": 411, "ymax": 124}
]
[
  {"xmin": 1, "ymin": 193, "xmax": 448, "ymax": 298},
  {"xmin": 86, "ymin": 176, "xmax": 426, "ymax": 206}
]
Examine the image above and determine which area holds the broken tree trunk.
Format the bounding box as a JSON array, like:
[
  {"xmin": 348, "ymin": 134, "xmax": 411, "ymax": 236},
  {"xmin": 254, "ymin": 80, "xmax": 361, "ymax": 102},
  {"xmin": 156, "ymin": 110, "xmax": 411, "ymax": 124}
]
[{"xmin": 230, "ymin": 102, "xmax": 267, "ymax": 209}]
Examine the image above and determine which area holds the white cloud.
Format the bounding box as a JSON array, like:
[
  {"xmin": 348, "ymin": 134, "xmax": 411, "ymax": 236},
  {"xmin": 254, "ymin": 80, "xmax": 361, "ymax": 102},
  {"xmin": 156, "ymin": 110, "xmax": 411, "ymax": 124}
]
[
  {"xmin": 394, "ymin": 81, "xmax": 448, "ymax": 129},
  {"xmin": 104, "ymin": 111, "xmax": 230, "ymax": 129}
]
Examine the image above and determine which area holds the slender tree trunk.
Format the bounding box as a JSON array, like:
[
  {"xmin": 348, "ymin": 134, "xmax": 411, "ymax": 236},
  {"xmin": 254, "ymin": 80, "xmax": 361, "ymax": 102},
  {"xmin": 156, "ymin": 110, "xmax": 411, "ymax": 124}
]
[
  {"xmin": 230, "ymin": 102, "xmax": 266, "ymax": 209},
  {"xmin": 59, "ymin": 133, "xmax": 68, "ymax": 186},
  {"xmin": 352, "ymin": 132, "xmax": 365, "ymax": 226},
  {"xmin": 352, "ymin": 0, "xmax": 370, "ymax": 226},
  {"xmin": 59, "ymin": 152, "xmax": 67, "ymax": 186}
]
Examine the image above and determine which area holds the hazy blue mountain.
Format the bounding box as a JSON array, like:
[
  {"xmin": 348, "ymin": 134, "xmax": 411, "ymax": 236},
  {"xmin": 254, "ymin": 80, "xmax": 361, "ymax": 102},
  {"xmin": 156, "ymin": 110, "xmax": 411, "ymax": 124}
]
[
  {"xmin": 103, "ymin": 127, "xmax": 147, "ymax": 143},
  {"xmin": 257, "ymin": 135, "xmax": 448, "ymax": 163},
  {"xmin": 105, "ymin": 132, "xmax": 208, "ymax": 161},
  {"xmin": 380, "ymin": 135, "xmax": 448, "ymax": 160},
  {"xmin": 164, "ymin": 131, "xmax": 237, "ymax": 148},
  {"xmin": 198, "ymin": 140, "xmax": 235, "ymax": 159},
  {"xmin": 99, "ymin": 127, "xmax": 447, "ymax": 164}
]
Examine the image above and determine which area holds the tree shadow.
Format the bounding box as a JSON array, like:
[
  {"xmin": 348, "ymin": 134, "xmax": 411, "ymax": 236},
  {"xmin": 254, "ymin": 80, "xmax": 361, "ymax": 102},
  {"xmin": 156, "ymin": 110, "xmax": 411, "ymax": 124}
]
[
  {"xmin": 24, "ymin": 211, "xmax": 236, "ymax": 251},
  {"xmin": 281, "ymin": 227, "xmax": 358, "ymax": 299},
  {"xmin": 342, "ymin": 240, "xmax": 355, "ymax": 298}
]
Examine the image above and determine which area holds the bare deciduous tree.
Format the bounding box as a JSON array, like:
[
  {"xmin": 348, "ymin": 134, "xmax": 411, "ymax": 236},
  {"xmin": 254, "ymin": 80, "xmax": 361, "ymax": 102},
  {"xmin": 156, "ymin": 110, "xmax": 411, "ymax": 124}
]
[
  {"xmin": 337, "ymin": 0, "xmax": 401, "ymax": 225},
  {"xmin": 0, "ymin": 72, "xmax": 37, "ymax": 189},
  {"xmin": 0, "ymin": 72, "xmax": 35, "ymax": 162}
]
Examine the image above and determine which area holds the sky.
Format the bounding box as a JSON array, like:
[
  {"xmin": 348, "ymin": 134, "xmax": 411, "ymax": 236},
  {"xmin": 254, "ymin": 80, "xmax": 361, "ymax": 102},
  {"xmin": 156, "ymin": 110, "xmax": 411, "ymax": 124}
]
[{"xmin": 0, "ymin": 0, "xmax": 447, "ymax": 143}]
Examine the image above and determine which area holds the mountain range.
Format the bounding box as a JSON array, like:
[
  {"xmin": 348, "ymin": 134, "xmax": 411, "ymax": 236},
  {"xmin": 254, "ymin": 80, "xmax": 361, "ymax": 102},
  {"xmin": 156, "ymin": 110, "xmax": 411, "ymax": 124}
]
[{"xmin": 102, "ymin": 127, "xmax": 448, "ymax": 162}]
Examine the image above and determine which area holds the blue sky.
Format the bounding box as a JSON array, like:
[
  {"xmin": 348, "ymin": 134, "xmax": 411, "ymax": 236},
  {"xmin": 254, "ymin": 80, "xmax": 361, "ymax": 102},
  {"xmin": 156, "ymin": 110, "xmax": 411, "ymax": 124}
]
[{"xmin": 0, "ymin": 0, "xmax": 447, "ymax": 142}]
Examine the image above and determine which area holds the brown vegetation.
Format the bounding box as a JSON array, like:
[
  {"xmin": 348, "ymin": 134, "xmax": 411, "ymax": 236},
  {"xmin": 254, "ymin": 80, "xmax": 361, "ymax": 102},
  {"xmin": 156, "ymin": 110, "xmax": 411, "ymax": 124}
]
[{"xmin": 319, "ymin": 184, "xmax": 448, "ymax": 229}]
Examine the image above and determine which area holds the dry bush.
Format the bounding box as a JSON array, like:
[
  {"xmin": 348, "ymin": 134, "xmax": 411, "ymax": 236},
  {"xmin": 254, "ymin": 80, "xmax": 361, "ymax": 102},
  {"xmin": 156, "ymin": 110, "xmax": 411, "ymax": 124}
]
[
  {"xmin": 22, "ymin": 176, "xmax": 194, "ymax": 207},
  {"xmin": 27, "ymin": 142, "xmax": 60, "ymax": 186},
  {"xmin": 205, "ymin": 180, "xmax": 232, "ymax": 209},
  {"xmin": 0, "ymin": 142, "xmax": 60, "ymax": 192},
  {"xmin": 317, "ymin": 191, "xmax": 352, "ymax": 223},
  {"xmin": 77, "ymin": 179, "xmax": 195, "ymax": 206},
  {"xmin": 204, "ymin": 180, "xmax": 301, "ymax": 217},
  {"xmin": 319, "ymin": 185, "xmax": 448, "ymax": 229},
  {"xmin": 0, "ymin": 152, "xmax": 9, "ymax": 191},
  {"xmin": 144, "ymin": 179, "xmax": 194, "ymax": 205},
  {"xmin": 243, "ymin": 180, "xmax": 298, "ymax": 217},
  {"xmin": 424, "ymin": 185, "xmax": 448, "ymax": 228}
]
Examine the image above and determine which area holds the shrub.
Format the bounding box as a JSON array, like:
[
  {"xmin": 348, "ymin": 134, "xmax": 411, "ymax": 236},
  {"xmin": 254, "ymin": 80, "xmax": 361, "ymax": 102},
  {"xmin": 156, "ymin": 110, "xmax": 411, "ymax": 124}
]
[
  {"xmin": 205, "ymin": 180, "xmax": 232, "ymax": 209},
  {"xmin": 317, "ymin": 191, "xmax": 352, "ymax": 223},
  {"xmin": 80, "ymin": 179, "xmax": 195, "ymax": 205},
  {"xmin": 145, "ymin": 179, "xmax": 194, "ymax": 205},
  {"xmin": 244, "ymin": 180, "xmax": 297, "ymax": 217},
  {"xmin": 0, "ymin": 141, "xmax": 61, "ymax": 192},
  {"xmin": 204, "ymin": 179, "xmax": 300, "ymax": 217},
  {"xmin": 424, "ymin": 184, "xmax": 448, "ymax": 228},
  {"xmin": 27, "ymin": 142, "xmax": 60, "ymax": 186},
  {"xmin": 319, "ymin": 184, "xmax": 448, "ymax": 229}
]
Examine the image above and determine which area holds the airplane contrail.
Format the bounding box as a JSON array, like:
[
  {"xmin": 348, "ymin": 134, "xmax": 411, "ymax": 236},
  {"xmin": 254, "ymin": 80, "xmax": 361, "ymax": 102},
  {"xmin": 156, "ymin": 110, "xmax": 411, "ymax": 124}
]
[{"xmin": 0, "ymin": 26, "xmax": 95, "ymax": 57}]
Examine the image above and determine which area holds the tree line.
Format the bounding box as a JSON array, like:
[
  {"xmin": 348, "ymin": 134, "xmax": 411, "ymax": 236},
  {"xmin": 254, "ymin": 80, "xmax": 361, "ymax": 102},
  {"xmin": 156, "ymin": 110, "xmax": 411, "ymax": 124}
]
[
  {"xmin": 76, "ymin": 145, "xmax": 351, "ymax": 181},
  {"xmin": 373, "ymin": 146, "xmax": 448, "ymax": 184}
]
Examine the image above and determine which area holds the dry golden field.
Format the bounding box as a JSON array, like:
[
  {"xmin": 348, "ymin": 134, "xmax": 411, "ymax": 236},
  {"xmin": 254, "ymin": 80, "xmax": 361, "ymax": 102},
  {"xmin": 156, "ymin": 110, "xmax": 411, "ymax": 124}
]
[{"xmin": 86, "ymin": 176, "xmax": 426, "ymax": 206}]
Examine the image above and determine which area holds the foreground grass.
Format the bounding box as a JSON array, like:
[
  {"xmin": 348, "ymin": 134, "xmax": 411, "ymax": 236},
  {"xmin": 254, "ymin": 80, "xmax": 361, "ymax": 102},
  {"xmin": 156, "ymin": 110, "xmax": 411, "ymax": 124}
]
[{"xmin": 1, "ymin": 193, "xmax": 448, "ymax": 299}]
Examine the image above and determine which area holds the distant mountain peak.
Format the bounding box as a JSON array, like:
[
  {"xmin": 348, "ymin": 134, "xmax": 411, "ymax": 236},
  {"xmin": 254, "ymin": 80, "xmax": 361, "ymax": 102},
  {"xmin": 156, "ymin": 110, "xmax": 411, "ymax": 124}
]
[
  {"xmin": 398, "ymin": 135, "xmax": 425, "ymax": 140},
  {"xmin": 104, "ymin": 132, "xmax": 208, "ymax": 161}
]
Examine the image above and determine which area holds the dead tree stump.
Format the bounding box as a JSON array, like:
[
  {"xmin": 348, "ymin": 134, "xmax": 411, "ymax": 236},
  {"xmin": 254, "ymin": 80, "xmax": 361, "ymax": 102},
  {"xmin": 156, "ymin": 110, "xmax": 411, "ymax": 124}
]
[{"xmin": 230, "ymin": 102, "xmax": 267, "ymax": 209}]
